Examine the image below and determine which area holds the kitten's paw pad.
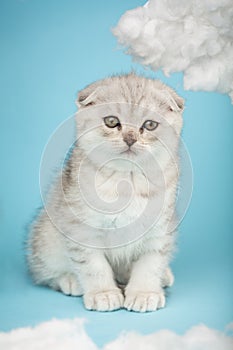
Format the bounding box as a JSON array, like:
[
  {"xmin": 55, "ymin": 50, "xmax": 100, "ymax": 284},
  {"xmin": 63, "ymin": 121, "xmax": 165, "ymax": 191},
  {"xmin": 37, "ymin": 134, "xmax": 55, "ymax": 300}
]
[
  {"xmin": 84, "ymin": 289, "xmax": 124, "ymax": 311},
  {"xmin": 58, "ymin": 274, "xmax": 82, "ymax": 296},
  {"xmin": 162, "ymin": 267, "xmax": 174, "ymax": 288},
  {"xmin": 124, "ymin": 291, "xmax": 165, "ymax": 312}
]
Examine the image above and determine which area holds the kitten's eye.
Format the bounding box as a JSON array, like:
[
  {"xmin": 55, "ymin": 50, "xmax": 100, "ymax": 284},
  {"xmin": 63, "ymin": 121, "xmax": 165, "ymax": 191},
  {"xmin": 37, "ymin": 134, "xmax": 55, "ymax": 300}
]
[
  {"xmin": 103, "ymin": 116, "xmax": 121, "ymax": 128},
  {"xmin": 142, "ymin": 120, "xmax": 159, "ymax": 131}
]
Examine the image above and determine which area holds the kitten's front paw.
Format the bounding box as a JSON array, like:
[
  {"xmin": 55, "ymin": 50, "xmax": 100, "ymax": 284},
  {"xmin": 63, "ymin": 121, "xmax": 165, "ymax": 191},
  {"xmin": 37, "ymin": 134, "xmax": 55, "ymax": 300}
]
[
  {"xmin": 84, "ymin": 289, "xmax": 124, "ymax": 311},
  {"xmin": 124, "ymin": 290, "xmax": 165, "ymax": 312}
]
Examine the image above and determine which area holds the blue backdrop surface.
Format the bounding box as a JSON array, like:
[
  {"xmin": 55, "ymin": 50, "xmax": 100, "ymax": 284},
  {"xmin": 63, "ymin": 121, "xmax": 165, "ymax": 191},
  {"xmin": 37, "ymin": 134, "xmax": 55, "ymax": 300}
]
[{"xmin": 0, "ymin": 0, "xmax": 233, "ymax": 346}]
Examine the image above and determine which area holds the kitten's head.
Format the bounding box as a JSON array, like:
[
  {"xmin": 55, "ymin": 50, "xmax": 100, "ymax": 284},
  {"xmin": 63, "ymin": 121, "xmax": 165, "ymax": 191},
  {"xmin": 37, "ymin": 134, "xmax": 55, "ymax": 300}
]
[{"xmin": 75, "ymin": 73, "xmax": 184, "ymax": 170}]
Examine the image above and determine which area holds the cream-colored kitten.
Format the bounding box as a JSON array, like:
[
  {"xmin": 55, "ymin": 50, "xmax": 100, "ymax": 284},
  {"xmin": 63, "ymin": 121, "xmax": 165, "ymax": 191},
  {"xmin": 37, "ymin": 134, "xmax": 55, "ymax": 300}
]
[{"xmin": 27, "ymin": 73, "xmax": 184, "ymax": 312}]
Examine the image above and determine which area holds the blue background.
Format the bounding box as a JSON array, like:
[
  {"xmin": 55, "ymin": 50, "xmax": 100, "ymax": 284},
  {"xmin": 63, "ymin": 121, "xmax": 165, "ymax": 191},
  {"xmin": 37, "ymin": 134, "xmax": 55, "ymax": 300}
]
[{"xmin": 0, "ymin": 0, "xmax": 232, "ymax": 346}]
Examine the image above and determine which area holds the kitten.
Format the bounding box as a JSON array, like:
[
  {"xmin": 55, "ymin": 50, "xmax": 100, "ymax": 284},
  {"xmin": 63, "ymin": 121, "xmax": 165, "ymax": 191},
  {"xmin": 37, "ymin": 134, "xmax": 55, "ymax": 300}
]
[{"xmin": 27, "ymin": 73, "xmax": 184, "ymax": 312}]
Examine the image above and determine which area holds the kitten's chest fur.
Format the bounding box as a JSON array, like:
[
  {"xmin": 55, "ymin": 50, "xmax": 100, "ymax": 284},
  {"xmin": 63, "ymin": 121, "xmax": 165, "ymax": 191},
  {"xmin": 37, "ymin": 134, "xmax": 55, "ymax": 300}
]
[{"xmin": 78, "ymin": 165, "xmax": 161, "ymax": 229}]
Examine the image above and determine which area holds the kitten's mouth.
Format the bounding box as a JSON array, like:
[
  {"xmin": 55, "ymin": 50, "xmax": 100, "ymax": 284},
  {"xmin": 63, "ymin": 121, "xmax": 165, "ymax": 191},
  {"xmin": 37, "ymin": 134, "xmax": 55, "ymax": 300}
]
[{"xmin": 120, "ymin": 148, "xmax": 136, "ymax": 155}]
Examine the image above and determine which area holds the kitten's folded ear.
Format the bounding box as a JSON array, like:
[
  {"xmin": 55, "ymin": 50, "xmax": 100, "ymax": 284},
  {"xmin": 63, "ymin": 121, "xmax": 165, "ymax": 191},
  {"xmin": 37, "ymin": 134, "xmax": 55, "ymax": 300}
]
[
  {"xmin": 76, "ymin": 87, "xmax": 96, "ymax": 108},
  {"xmin": 171, "ymin": 93, "xmax": 185, "ymax": 112},
  {"xmin": 165, "ymin": 89, "xmax": 185, "ymax": 112},
  {"xmin": 76, "ymin": 83, "xmax": 102, "ymax": 108}
]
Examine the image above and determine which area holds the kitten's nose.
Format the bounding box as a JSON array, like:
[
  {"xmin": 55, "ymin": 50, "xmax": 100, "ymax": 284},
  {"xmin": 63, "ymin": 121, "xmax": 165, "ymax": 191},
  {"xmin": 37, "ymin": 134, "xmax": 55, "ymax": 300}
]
[{"xmin": 123, "ymin": 132, "xmax": 137, "ymax": 147}]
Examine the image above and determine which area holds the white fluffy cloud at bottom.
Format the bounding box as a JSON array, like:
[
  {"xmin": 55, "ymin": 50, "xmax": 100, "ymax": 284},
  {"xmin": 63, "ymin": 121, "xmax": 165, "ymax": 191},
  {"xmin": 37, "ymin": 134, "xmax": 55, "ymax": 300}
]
[
  {"xmin": 0, "ymin": 318, "xmax": 232, "ymax": 350},
  {"xmin": 113, "ymin": 0, "xmax": 233, "ymax": 103}
]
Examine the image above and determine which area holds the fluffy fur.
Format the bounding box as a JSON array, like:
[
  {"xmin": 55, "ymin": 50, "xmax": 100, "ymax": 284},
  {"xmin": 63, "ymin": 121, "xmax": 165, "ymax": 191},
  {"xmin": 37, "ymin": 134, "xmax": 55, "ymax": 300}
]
[{"xmin": 27, "ymin": 73, "xmax": 184, "ymax": 312}]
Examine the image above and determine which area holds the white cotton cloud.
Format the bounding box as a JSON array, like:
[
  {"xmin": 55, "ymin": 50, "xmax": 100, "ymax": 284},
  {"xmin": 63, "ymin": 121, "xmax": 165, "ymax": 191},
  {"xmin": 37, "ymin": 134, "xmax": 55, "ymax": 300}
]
[
  {"xmin": 0, "ymin": 319, "xmax": 97, "ymax": 350},
  {"xmin": 113, "ymin": 0, "xmax": 233, "ymax": 103},
  {"xmin": 0, "ymin": 318, "xmax": 232, "ymax": 350},
  {"xmin": 105, "ymin": 324, "xmax": 233, "ymax": 350}
]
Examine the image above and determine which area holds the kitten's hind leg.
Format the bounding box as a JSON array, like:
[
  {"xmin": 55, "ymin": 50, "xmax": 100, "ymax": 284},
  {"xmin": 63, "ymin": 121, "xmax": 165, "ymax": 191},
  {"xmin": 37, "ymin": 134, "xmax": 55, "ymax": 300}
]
[
  {"xmin": 52, "ymin": 273, "xmax": 83, "ymax": 296},
  {"xmin": 162, "ymin": 267, "xmax": 174, "ymax": 288}
]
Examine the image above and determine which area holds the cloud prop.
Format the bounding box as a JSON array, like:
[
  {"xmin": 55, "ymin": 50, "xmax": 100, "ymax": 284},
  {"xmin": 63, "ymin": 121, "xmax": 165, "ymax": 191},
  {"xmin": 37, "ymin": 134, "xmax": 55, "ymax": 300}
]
[
  {"xmin": 0, "ymin": 318, "xmax": 233, "ymax": 350},
  {"xmin": 113, "ymin": 0, "xmax": 233, "ymax": 103}
]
